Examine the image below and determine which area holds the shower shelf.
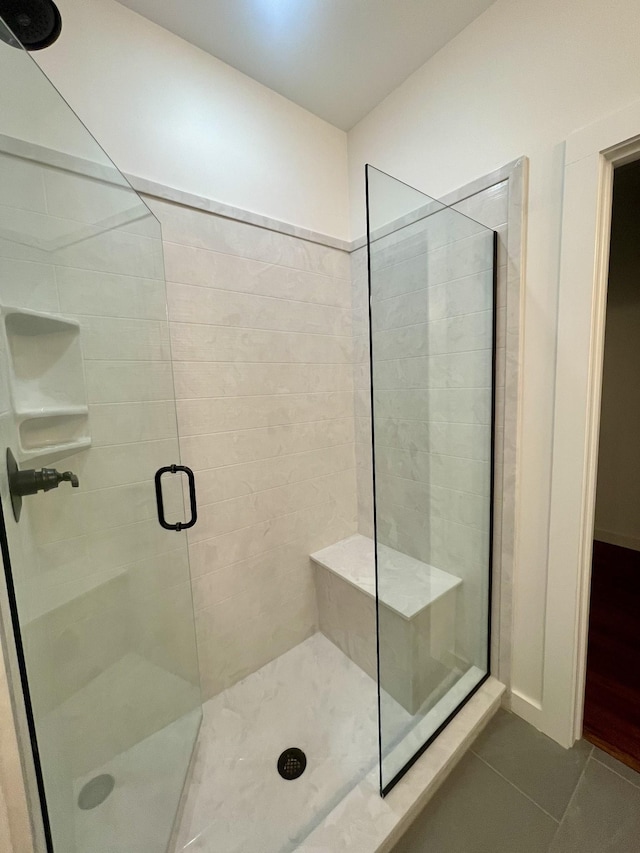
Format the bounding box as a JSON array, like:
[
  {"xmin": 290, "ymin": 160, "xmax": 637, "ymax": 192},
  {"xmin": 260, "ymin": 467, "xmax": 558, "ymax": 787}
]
[{"xmin": 0, "ymin": 306, "xmax": 91, "ymax": 463}]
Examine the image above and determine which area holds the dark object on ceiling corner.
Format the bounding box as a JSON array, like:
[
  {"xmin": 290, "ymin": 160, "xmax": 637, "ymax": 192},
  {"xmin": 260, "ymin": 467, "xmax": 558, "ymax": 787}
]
[{"xmin": 0, "ymin": 0, "xmax": 62, "ymax": 51}]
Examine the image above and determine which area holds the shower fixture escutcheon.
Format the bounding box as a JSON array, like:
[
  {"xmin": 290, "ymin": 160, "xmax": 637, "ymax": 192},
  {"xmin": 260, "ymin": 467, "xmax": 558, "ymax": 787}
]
[{"xmin": 6, "ymin": 447, "xmax": 79, "ymax": 522}]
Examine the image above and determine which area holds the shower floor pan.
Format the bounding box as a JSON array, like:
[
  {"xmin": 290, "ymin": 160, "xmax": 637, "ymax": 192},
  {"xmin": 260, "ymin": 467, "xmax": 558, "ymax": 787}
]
[
  {"xmin": 173, "ymin": 633, "xmax": 502, "ymax": 852},
  {"xmin": 74, "ymin": 635, "xmax": 502, "ymax": 852}
]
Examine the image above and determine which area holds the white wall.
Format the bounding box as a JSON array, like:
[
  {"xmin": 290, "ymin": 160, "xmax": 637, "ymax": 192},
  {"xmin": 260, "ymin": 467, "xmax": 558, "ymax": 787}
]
[
  {"xmin": 594, "ymin": 164, "xmax": 640, "ymax": 551},
  {"xmin": 33, "ymin": 0, "xmax": 349, "ymax": 240},
  {"xmin": 348, "ymin": 0, "xmax": 640, "ymax": 730}
]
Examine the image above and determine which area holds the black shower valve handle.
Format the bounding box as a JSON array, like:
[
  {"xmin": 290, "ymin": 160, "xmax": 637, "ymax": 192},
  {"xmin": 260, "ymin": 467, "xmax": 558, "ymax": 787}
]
[
  {"xmin": 10, "ymin": 466, "xmax": 80, "ymax": 497},
  {"xmin": 59, "ymin": 470, "xmax": 80, "ymax": 488}
]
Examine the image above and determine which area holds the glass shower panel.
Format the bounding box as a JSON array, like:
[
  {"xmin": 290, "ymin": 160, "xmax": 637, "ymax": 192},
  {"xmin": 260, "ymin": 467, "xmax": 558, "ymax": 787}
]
[
  {"xmin": 366, "ymin": 166, "xmax": 495, "ymax": 793},
  {"xmin": 0, "ymin": 17, "xmax": 201, "ymax": 852}
]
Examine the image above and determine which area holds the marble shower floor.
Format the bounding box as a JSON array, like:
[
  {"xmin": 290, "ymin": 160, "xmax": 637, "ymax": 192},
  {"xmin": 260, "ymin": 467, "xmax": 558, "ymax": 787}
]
[
  {"xmin": 176, "ymin": 632, "xmax": 488, "ymax": 852},
  {"xmin": 175, "ymin": 632, "xmax": 387, "ymax": 852},
  {"xmin": 68, "ymin": 634, "xmax": 489, "ymax": 853}
]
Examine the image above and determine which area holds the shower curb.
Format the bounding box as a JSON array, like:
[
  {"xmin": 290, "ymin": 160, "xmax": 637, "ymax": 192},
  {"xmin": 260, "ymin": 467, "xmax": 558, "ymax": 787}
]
[{"xmin": 297, "ymin": 676, "xmax": 505, "ymax": 852}]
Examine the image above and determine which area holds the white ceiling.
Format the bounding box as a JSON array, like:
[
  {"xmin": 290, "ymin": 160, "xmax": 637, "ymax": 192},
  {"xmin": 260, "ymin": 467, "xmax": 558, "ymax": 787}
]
[{"xmin": 116, "ymin": 0, "xmax": 495, "ymax": 130}]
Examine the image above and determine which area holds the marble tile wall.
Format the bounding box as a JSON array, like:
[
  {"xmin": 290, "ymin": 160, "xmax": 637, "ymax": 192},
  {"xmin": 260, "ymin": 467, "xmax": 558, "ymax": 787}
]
[
  {"xmin": 353, "ymin": 186, "xmax": 510, "ymax": 673},
  {"xmin": 143, "ymin": 196, "xmax": 359, "ymax": 700}
]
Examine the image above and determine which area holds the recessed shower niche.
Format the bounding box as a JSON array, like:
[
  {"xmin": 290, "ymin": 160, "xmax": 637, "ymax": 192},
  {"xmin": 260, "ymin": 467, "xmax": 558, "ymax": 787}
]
[{"xmin": 1, "ymin": 306, "xmax": 90, "ymax": 462}]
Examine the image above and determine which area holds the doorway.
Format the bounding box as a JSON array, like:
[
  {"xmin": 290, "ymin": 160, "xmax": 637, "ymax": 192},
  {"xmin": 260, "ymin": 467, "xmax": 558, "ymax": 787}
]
[{"xmin": 584, "ymin": 159, "xmax": 640, "ymax": 771}]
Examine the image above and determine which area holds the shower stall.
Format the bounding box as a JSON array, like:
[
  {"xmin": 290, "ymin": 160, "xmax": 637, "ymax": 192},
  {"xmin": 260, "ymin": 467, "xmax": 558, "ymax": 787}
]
[{"xmin": 0, "ymin": 17, "xmax": 497, "ymax": 853}]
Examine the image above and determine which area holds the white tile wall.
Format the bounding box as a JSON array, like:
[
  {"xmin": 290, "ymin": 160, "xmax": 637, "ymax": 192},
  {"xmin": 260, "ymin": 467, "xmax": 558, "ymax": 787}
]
[
  {"xmin": 144, "ymin": 197, "xmax": 358, "ymax": 699},
  {"xmin": 354, "ymin": 184, "xmax": 509, "ymax": 674},
  {"xmin": 2, "ymin": 151, "xmax": 359, "ymax": 713}
]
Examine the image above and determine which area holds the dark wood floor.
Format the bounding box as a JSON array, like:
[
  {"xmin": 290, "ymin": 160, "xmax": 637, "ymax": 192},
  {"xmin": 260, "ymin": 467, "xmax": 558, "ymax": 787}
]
[{"xmin": 583, "ymin": 540, "xmax": 640, "ymax": 772}]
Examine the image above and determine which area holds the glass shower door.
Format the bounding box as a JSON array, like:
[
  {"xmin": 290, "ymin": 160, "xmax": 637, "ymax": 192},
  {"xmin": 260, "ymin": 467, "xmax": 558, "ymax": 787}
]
[
  {"xmin": 366, "ymin": 166, "xmax": 496, "ymax": 793},
  {"xmin": 0, "ymin": 18, "xmax": 201, "ymax": 852}
]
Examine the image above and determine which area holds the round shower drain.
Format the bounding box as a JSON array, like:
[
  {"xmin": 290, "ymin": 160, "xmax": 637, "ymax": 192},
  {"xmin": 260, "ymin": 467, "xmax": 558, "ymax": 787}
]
[
  {"xmin": 277, "ymin": 748, "xmax": 307, "ymax": 780},
  {"xmin": 77, "ymin": 774, "xmax": 115, "ymax": 810}
]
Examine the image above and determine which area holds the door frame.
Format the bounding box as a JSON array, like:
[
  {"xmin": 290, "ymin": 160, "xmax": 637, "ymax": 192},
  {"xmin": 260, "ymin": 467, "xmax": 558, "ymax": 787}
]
[{"xmin": 545, "ymin": 98, "xmax": 640, "ymax": 747}]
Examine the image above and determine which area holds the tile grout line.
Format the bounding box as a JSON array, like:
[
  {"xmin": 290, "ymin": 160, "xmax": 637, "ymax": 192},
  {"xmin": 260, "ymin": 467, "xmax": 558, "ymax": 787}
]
[
  {"xmin": 550, "ymin": 744, "xmax": 594, "ymax": 841},
  {"xmin": 469, "ymin": 751, "xmax": 560, "ymax": 824},
  {"xmin": 590, "ymin": 752, "xmax": 640, "ymax": 790}
]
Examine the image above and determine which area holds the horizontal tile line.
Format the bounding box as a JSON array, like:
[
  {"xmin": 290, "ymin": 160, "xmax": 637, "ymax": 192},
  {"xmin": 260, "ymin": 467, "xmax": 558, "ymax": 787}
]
[
  {"xmin": 35, "ymin": 516, "xmax": 169, "ymax": 550},
  {"xmin": 168, "ymin": 285, "xmax": 351, "ymax": 316},
  {"xmin": 371, "ymin": 267, "xmax": 497, "ymax": 306},
  {"xmin": 172, "ymin": 361, "xmax": 353, "ymax": 367},
  {"xmin": 168, "ymin": 317, "xmax": 353, "ymax": 336},
  {"xmin": 83, "ymin": 357, "xmax": 171, "ymax": 364},
  {"xmin": 90, "ymin": 400, "xmax": 173, "ymax": 408},
  {"xmin": 374, "ymin": 444, "xmax": 490, "ymax": 463},
  {"xmin": 89, "ymin": 436, "xmax": 179, "ymax": 450},
  {"xmin": 165, "ymin": 240, "xmax": 349, "ymax": 282},
  {"xmin": 371, "ymin": 243, "xmax": 494, "ymax": 276},
  {"xmin": 377, "ymin": 499, "xmax": 488, "ymax": 529},
  {"xmin": 168, "ymin": 320, "xmax": 353, "ymax": 340},
  {"xmin": 373, "ymin": 315, "xmax": 492, "ymax": 335},
  {"xmin": 56, "ymin": 312, "xmax": 168, "ymax": 323},
  {"xmin": 161, "ymin": 237, "xmax": 350, "ymax": 282},
  {"xmin": 185, "ymin": 441, "xmax": 355, "ymax": 476},
  {"xmin": 195, "ymin": 587, "xmax": 316, "ymax": 633},
  {"xmin": 179, "ymin": 415, "xmax": 356, "ymax": 439},
  {"xmin": 176, "ymin": 391, "xmax": 355, "ymax": 402},
  {"xmin": 177, "ymin": 389, "xmax": 355, "ymax": 400},
  {"xmin": 196, "ymin": 466, "xmax": 356, "ymax": 511},
  {"xmin": 190, "ymin": 535, "xmax": 332, "ymax": 592},
  {"xmin": 32, "ymin": 510, "xmax": 165, "ymax": 546},
  {"xmin": 189, "ymin": 495, "xmax": 346, "ymax": 562},
  {"xmin": 176, "ymin": 390, "xmax": 354, "ymax": 401},
  {"xmin": 24, "ymin": 553, "xmax": 189, "ymax": 609},
  {"xmin": 85, "ymin": 359, "xmax": 172, "ymax": 367},
  {"xmin": 35, "ymin": 478, "xmax": 168, "ymax": 498},
  {"xmin": 180, "ymin": 417, "xmax": 353, "ymax": 440},
  {"xmin": 165, "ymin": 278, "xmax": 350, "ymax": 311},
  {"xmin": 375, "ymin": 474, "xmax": 491, "ymax": 499},
  {"xmin": 89, "ymin": 398, "xmax": 173, "ymax": 404},
  {"xmin": 371, "ymin": 347, "xmax": 491, "ymax": 362},
  {"xmin": 368, "ymin": 350, "xmax": 492, "ymax": 364},
  {"xmin": 169, "ymin": 358, "xmax": 353, "ymax": 365},
  {"xmin": 194, "ymin": 567, "xmax": 312, "ymax": 615},
  {"xmin": 53, "ymin": 263, "xmax": 165, "ymax": 283},
  {"xmin": 373, "ymin": 386, "xmax": 492, "ymax": 392},
  {"xmin": 192, "ymin": 485, "xmax": 353, "ymax": 543},
  {"xmin": 373, "ymin": 417, "xmax": 490, "ymax": 426}
]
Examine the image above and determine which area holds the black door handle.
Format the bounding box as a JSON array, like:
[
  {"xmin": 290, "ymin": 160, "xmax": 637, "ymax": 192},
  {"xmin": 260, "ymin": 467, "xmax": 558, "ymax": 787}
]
[{"xmin": 154, "ymin": 465, "xmax": 197, "ymax": 531}]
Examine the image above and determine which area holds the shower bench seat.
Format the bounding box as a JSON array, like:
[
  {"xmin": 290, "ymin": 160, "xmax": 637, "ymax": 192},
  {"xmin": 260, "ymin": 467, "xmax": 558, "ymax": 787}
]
[{"xmin": 311, "ymin": 534, "xmax": 462, "ymax": 714}]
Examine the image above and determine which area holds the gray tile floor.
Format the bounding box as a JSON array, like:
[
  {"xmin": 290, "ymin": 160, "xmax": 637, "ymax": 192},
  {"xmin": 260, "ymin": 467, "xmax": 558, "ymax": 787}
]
[{"xmin": 392, "ymin": 709, "xmax": 640, "ymax": 853}]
